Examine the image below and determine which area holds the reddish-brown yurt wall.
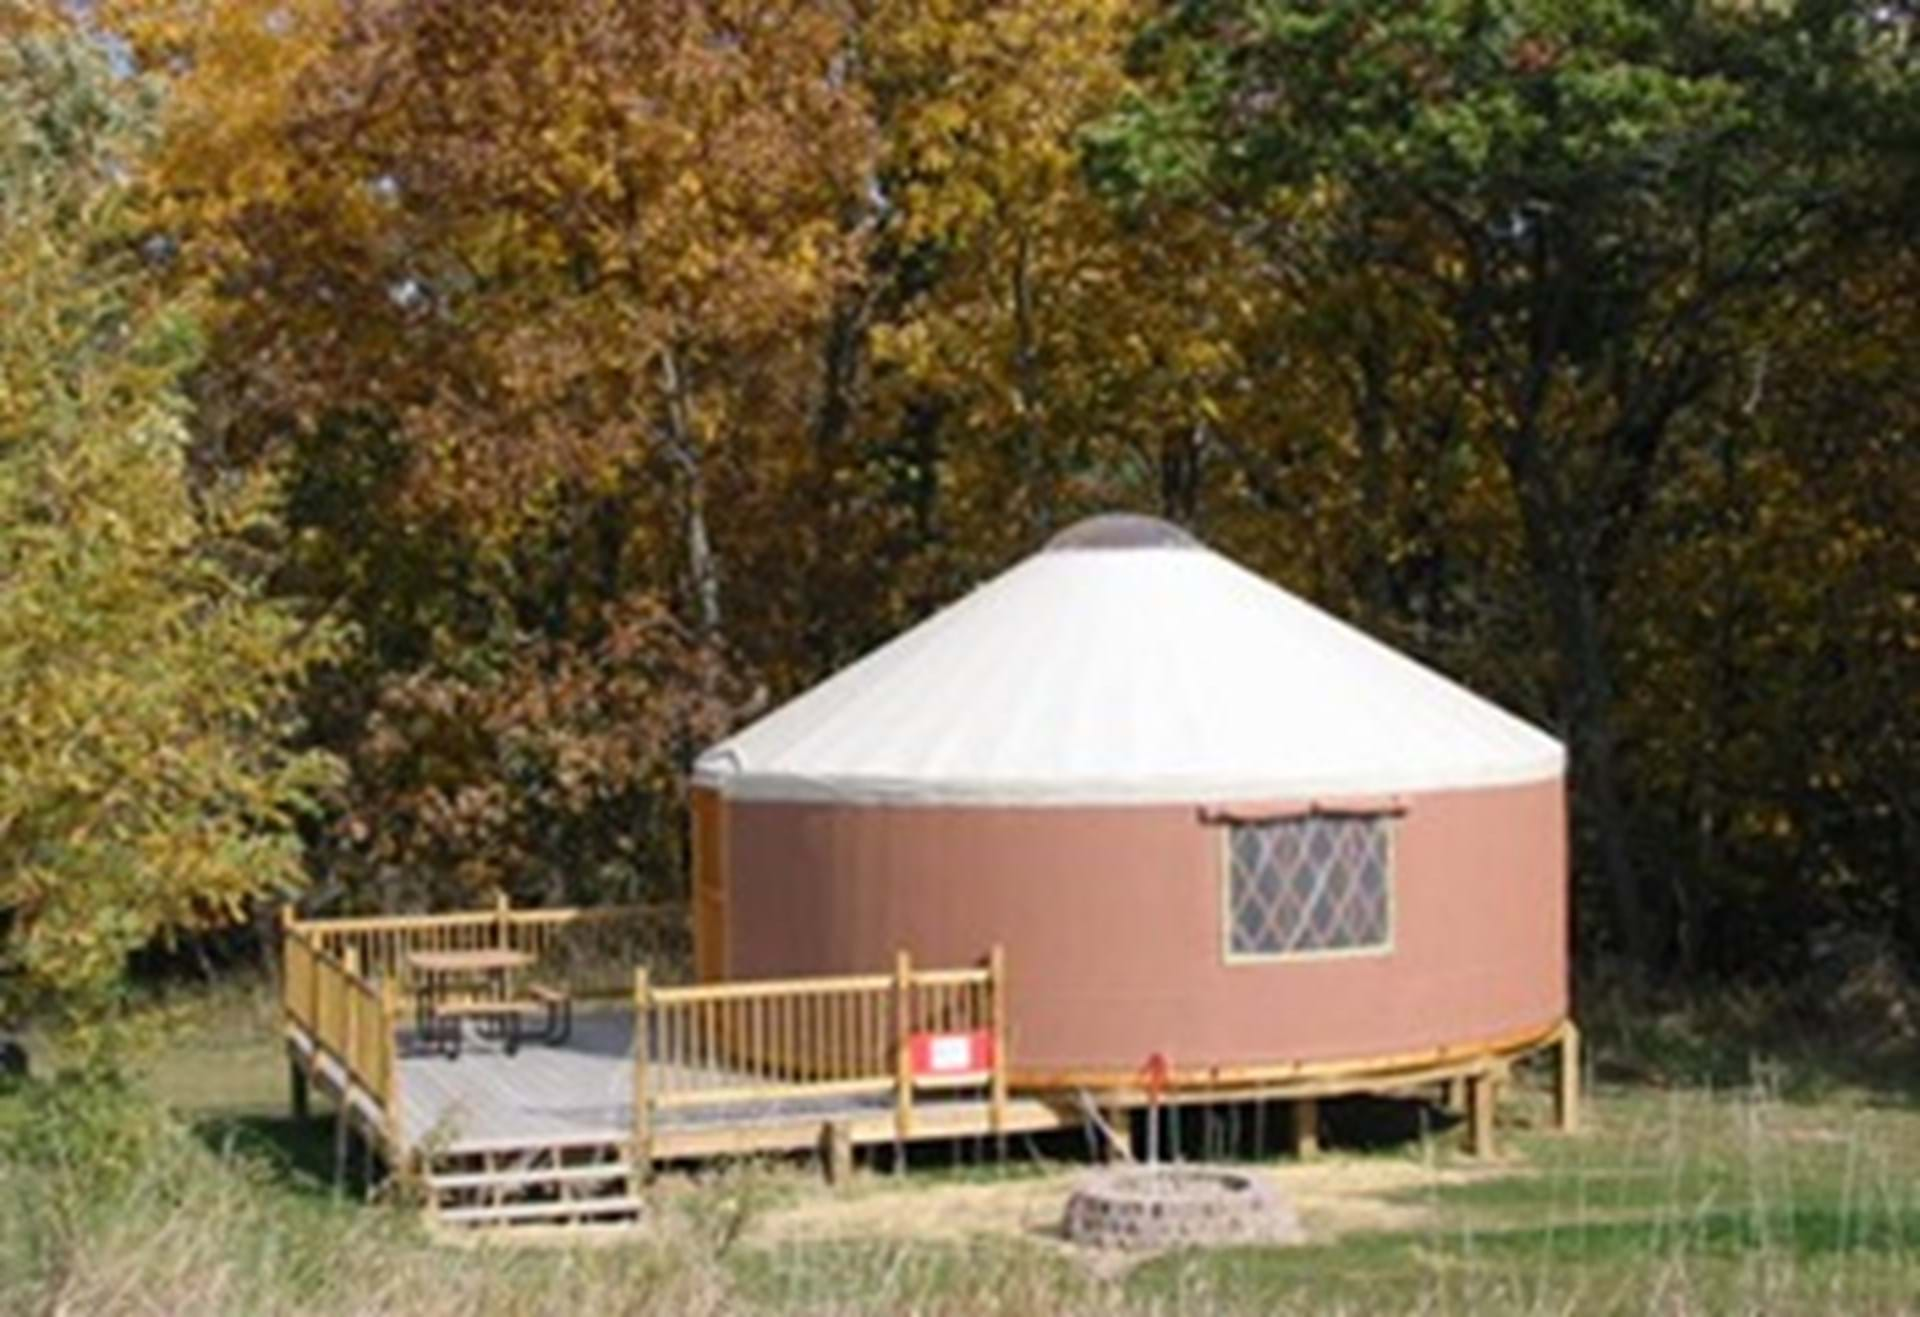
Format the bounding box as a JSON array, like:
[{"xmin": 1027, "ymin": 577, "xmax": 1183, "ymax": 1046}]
[
  {"xmin": 706, "ymin": 779, "xmax": 1566, "ymax": 1085},
  {"xmin": 689, "ymin": 787, "xmax": 728, "ymax": 982}
]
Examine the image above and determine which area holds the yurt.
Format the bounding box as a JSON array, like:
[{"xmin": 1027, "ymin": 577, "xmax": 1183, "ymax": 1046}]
[{"xmin": 691, "ymin": 514, "xmax": 1568, "ymax": 1090}]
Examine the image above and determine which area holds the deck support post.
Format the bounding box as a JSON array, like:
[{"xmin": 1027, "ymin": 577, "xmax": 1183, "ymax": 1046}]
[
  {"xmin": 1101, "ymin": 1104, "xmax": 1133, "ymax": 1162},
  {"xmin": 631, "ymin": 966, "xmax": 653, "ymax": 1195},
  {"xmin": 1465, "ymin": 1070, "xmax": 1497, "ymax": 1157},
  {"xmin": 1555, "ymin": 1021, "xmax": 1582, "ymax": 1134},
  {"xmin": 1291, "ymin": 1097, "xmax": 1321, "ymax": 1160},
  {"xmin": 333, "ymin": 1101, "xmax": 350, "ymax": 1193},
  {"xmin": 288, "ymin": 1050, "xmax": 310, "ymax": 1121},
  {"xmin": 820, "ymin": 1121, "xmax": 853, "ymax": 1187},
  {"xmin": 1441, "ymin": 1076, "xmax": 1467, "ymax": 1114}
]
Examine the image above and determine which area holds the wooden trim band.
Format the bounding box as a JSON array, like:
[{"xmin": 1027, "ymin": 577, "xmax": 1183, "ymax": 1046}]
[
  {"xmin": 1009, "ymin": 1017, "xmax": 1566, "ymax": 1093},
  {"xmin": 1197, "ymin": 795, "xmax": 1410, "ymax": 825}
]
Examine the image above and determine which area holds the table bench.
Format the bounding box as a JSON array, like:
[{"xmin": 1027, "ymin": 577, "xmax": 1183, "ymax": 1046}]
[
  {"xmin": 418, "ymin": 989, "xmax": 572, "ymax": 1059},
  {"xmin": 529, "ymin": 983, "xmax": 572, "ymax": 1045},
  {"xmin": 431, "ymin": 998, "xmax": 531, "ymax": 1057},
  {"xmin": 406, "ymin": 949, "xmax": 570, "ymax": 1059}
]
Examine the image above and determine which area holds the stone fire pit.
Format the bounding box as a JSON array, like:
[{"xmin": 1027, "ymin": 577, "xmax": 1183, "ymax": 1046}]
[{"xmin": 1062, "ymin": 1165, "xmax": 1305, "ymax": 1251}]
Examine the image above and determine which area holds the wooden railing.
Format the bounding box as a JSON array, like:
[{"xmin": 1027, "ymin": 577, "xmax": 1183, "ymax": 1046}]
[
  {"xmin": 631, "ymin": 947, "xmax": 1009, "ymax": 1161},
  {"xmin": 644, "ymin": 973, "xmax": 898, "ymax": 1106},
  {"xmin": 297, "ymin": 897, "xmax": 688, "ymax": 998},
  {"xmin": 284, "ymin": 902, "xmax": 1012, "ymax": 1172},
  {"xmin": 281, "ymin": 924, "xmax": 402, "ymax": 1140}
]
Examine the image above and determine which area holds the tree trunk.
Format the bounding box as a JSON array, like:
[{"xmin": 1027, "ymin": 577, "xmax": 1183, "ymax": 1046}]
[
  {"xmin": 657, "ymin": 347, "xmax": 723, "ymax": 642},
  {"xmin": 1558, "ymin": 573, "xmax": 1652, "ymax": 967},
  {"xmin": 1350, "ymin": 331, "xmax": 1395, "ymax": 626},
  {"xmin": 1159, "ymin": 420, "xmax": 1204, "ymax": 526},
  {"xmin": 682, "ymin": 468, "xmax": 722, "ymax": 643},
  {"xmin": 812, "ymin": 288, "xmax": 870, "ymax": 469},
  {"xmin": 1502, "ymin": 429, "xmax": 1655, "ymax": 968},
  {"xmin": 1010, "ymin": 231, "xmax": 1054, "ymax": 536}
]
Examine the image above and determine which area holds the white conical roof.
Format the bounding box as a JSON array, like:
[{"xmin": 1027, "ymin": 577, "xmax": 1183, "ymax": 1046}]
[{"xmin": 696, "ymin": 515, "xmax": 1563, "ymax": 806}]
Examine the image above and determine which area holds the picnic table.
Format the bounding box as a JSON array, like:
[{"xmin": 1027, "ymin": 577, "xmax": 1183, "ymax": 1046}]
[{"xmin": 407, "ymin": 948, "xmax": 569, "ymax": 1058}]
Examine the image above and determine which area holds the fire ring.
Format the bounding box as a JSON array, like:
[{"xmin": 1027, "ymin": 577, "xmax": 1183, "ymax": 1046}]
[{"xmin": 1061, "ymin": 1166, "xmax": 1306, "ymax": 1251}]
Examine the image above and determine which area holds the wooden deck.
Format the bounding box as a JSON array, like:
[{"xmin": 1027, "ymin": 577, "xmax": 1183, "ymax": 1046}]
[
  {"xmin": 289, "ymin": 1003, "xmax": 1076, "ymax": 1165},
  {"xmin": 281, "ymin": 902, "xmax": 1067, "ymax": 1230},
  {"xmin": 389, "ymin": 1009, "xmax": 1030, "ymax": 1153},
  {"xmin": 396, "ymin": 1010, "xmax": 634, "ymax": 1149}
]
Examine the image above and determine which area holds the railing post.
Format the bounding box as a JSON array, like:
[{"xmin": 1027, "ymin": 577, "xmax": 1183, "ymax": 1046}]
[
  {"xmin": 380, "ymin": 976, "xmax": 405, "ymax": 1160},
  {"xmin": 632, "ymin": 966, "xmax": 653, "ymax": 1192},
  {"xmin": 989, "ymin": 944, "xmax": 1008, "ymax": 1150},
  {"xmin": 343, "ymin": 947, "xmax": 361, "ymax": 1072},
  {"xmin": 494, "ymin": 887, "xmax": 510, "ymax": 952},
  {"xmin": 894, "ymin": 949, "xmax": 914, "ymax": 1149},
  {"xmin": 279, "ymin": 904, "xmax": 295, "ymax": 1024}
]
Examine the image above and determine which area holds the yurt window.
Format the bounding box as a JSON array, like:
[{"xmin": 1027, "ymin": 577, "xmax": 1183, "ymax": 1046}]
[{"xmin": 1223, "ymin": 815, "xmax": 1394, "ymax": 961}]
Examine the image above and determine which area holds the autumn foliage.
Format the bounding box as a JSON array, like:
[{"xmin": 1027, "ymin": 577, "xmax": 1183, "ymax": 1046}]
[
  {"xmin": 1, "ymin": 0, "xmax": 1914, "ymax": 996},
  {"xmin": 1, "ymin": 9, "xmax": 338, "ymax": 1003}
]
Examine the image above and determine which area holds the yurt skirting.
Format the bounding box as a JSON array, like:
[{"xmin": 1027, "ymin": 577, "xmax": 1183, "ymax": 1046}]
[{"xmin": 692, "ymin": 515, "xmax": 1568, "ymax": 1091}]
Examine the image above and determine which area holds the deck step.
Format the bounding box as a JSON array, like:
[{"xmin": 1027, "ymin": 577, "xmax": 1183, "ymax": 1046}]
[
  {"xmin": 428, "ymin": 1162, "xmax": 633, "ymax": 1192},
  {"xmin": 439, "ymin": 1129, "xmax": 631, "ymax": 1157},
  {"xmin": 436, "ymin": 1196, "xmax": 646, "ymax": 1227}
]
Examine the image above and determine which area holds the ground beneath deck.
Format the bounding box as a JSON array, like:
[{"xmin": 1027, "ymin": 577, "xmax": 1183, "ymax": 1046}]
[{"xmin": 397, "ymin": 1008, "xmax": 901, "ymax": 1150}]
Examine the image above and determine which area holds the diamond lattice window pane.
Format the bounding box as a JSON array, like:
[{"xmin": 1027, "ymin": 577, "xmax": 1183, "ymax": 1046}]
[{"xmin": 1227, "ymin": 816, "xmax": 1393, "ymax": 957}]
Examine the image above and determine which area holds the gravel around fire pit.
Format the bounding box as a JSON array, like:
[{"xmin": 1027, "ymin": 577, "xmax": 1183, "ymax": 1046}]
[{"xmin": 1062, "ymin": 1166, "xmax": 1307, "ymax": 1251}]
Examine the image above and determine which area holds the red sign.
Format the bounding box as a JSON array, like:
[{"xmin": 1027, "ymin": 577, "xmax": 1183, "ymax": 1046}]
[{"xmin": 909, "ymin": 1029, "xmax": 994, "ymax": 1078}]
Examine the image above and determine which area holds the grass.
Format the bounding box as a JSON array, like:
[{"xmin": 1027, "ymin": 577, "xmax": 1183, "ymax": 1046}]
[
  {"xmin": 7, "ymin": 980, "xmax": 1920, "ymax": 1314},
  {"xmin": 1130, "ymin": 1088, "xmax": 1920, "ymax": 1314}
]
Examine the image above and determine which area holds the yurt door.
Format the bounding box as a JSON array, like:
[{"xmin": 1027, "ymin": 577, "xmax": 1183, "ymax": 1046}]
[{"xmin": 690, "ymin": 787, "xmax": 728, "ymax": 980}]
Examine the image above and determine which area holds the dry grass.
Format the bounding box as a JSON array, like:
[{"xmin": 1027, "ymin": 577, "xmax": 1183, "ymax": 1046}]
[
  {"xmin": 736, "ymin": 1153, "xmax": 1509, "ymax": 1251},
  {"xmin": 9, "ymin": 981, "xmax": 1920, "ymax": 1315}
]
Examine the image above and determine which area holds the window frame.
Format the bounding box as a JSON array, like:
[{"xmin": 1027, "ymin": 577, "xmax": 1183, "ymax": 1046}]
[{"xmin": 1217, "ymin": 813, "xmax": 1398, "ymax": 966}]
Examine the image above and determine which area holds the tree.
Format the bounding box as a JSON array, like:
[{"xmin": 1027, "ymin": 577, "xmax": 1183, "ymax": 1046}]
[
  {"xmin": 134, "ymin": 0, "xmax": 863, "ymax": 905},
  {"xmin": 1100, "ymin": 0, "xmax": 1920, "ymax": 966},
  {"xmin": 0, "ymin": 6, "xmax": 340, "ymax": 1004},
  {"xmin": 111, "ymin": 0, "xmax": 1917, "ymax": 983},
  {"xmin": 841, "ymin": 0, "xmax": 1284, "ymax": 604}
]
